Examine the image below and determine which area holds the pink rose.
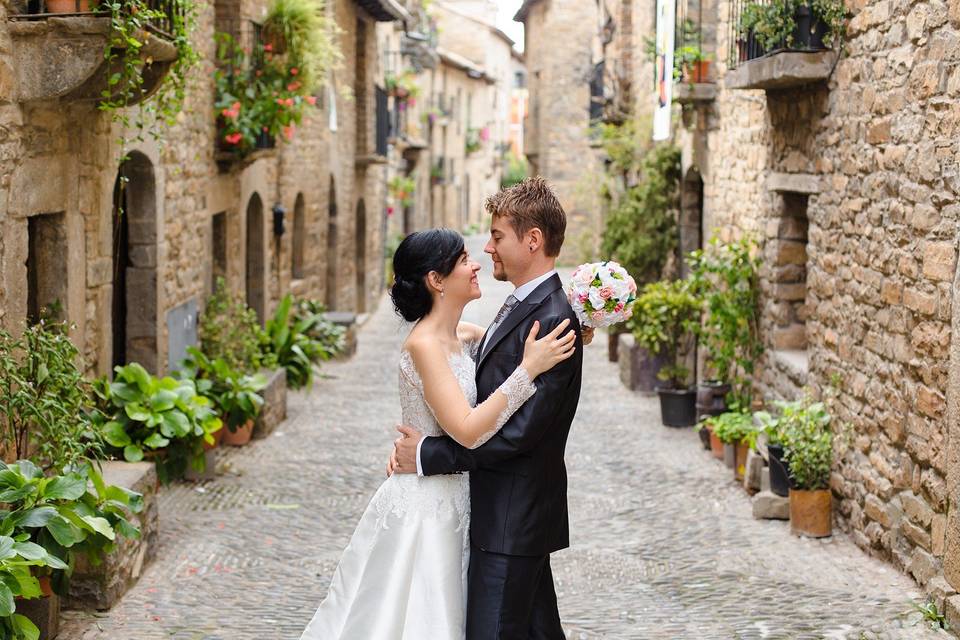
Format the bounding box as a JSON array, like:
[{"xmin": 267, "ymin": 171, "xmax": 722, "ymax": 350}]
[
  {"xmin": 599, "ymin": 286, "xmax": 614, "ymax": 300},
  {"xmin": 591, "ymin": 310, "xmax": 605, "ymax": 324},
  {"xmin": 628, "ymin": 279, "xmax": 637, "ymax": 293},
  {"xmin": 579, "ymin": 293, "xmax": 589, "ymax": 303}
]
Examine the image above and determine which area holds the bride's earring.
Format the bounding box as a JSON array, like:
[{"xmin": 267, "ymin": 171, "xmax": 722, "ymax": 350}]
[{"xmin": 440, "ymin": 289, "xmax": 445, "ymax": 298}]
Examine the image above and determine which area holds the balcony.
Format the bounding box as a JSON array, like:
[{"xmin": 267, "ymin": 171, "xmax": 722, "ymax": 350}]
[
  {"xmin": 672, "ymin": 0, "xmax": 716, "ymax": 104},
  {"xmin": 8, "ymin": 0, "xmax": 181, "ymax": 103},
  {"xmin": 725, "ymin": 0, "xmax": 840, "ymax": 91}
]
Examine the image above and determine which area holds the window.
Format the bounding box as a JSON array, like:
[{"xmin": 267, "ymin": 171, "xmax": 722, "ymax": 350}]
[
  {"xmin": 769, "ymin": 193, "xmax": 809, "ymax": 352},
  {"xmin": 211, "ymin": 212, "xmax": 227, "ymax": 291},
  {"xmin": 292, "ymin": 195, "xmax": 306, "ymax": 279},
  {"xmin": 27, "ymin": 212, "xmax": 68, "ymax": 324}
]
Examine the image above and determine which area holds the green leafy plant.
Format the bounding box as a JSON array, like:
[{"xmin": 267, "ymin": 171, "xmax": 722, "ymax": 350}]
[
  {"xmin": 200, "ymin": 278, "xmax": 271, "ymax": 375},
  {"xmin": 811, "ymin": 0, "xmax": 846, "ymax": 46},
  {"xmin": 739, "ymin": 0, "xmax": 845, "ymax": 51},
  {"xmin": 762, "ymin": 398, "xmax": 833, "ymax": 491},
  {"xmin": 687, "ymin": 235, "xmax": 762, "ymax": 408},
  {"xmin": 702, "ymin": 410, "xmax": 758, "ymax": 447},
  {"xmin": 292, "ymin": 299, "xmax": 346, "ymax": 357},
  {"xmin": 180, "ymin": 348, "xmax": 267, "ymax": 432},
  {"xmin": 98, "ymin": 0, "xmax": 199, "ymax": 149},
  {"xmin": 628, "ymin": 280, "xmax": 701, "ymax": 388},
  {"xmin": 0, "ymin": 322, "xmax": 105, "ymax": 473},
  {"xmin": 912, "ymin": 600, "xmax": 949, "ymax": 631},
  {"xmin": 388, "ymin": 176, "xmax": 416, "ymax": 208},
  {"xmin": 0, "ymin": 460, "xmax": 142, "ymax": 599},
  {"xmin": 385, "ymin": 68, "xmax": 421, "ymax": 100},
  {"xmin": 263, "ymin": 0, "xmax": 341, "ymax": 91},
  {"xmin": 262, "ymin": 295, "xmax": 333, "ymax": 390},
  {"xmin": 501, "ymin": 151, "xmax": 528, "ymax": 188},
  {"xmin": 600, "ymin": 144, "xmax": 681, "ymax": 288},
  {"xmin": 0, "ymin": 528, "xmax": 65, "ymax": 640},
  {"xmin": 94, "ymin": 364, "xmax": 222, "ymax": 484},
  {"xmin": 465, "ymin": 127, "xmax": 482, "ymax": 154}
]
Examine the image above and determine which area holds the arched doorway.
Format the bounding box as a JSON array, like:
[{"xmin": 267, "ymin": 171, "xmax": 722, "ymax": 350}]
[
  {"xmin": 325, "ymin": 177, "xmax": 338, "ymax": 310},
  {"xmin": 355, "ymin": 199, "xmax": 367, "ymax": 313},
  {"xmin": 246, "ymin": 193, "xmax": 265, "ymax": 323},
  {"xmin": 292, "ymin": 193, "xmax": 306, "ymax": 280},
  {"xmin": 679, "ymin": 168, "xmax": 704, "ymax": 278},
  {"xmin": 111, "ymin": 152, "xmax": 158, "ymax": 373}
]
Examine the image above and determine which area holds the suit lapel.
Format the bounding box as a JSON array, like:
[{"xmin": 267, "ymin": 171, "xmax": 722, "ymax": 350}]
[{"xmin": 477, "ymin": 274, "xmax": 563, "ymax": 372}]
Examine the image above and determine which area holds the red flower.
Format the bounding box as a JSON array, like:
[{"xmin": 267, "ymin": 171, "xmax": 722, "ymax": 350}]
[
  {"xmin": 287, "ymin": 81, "xmax": 301, "ymax": 92},
  {"xmin": 263, "ymin": 43, "xmax": 273, "ymax": 53},
  {"xmin": 290, "ymin": 67, "xmax": 299, "ymax": 76},
  {"xmin": 276, "ymin": 98, "xmax": 286, "ymax": 106},
  {"xmin": 387, "ymin": 206, "xmax": 394, "ymax": 216},
  {"xmin": 283, "ymin": 125, "xmax": 295, "ymax": 140},
  {"xmin": 285, "ymin": 98, "xmax": 295, "ymax": 107},
  {"xmin": 231, "ymin": 101, "xmax": 241, "ymax": 112},
  {"xmin": 224, "ymin": 133, "xmax": 243, "ymax": 145},
  {"xmin": 306, "ymin": 95, "xmax": 317, "ymax": 106}
]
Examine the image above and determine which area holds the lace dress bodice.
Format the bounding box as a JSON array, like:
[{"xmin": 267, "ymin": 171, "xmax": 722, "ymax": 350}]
[{"xmin": 398, "ymin": 341, "xmax": 479, "ymax": 438}]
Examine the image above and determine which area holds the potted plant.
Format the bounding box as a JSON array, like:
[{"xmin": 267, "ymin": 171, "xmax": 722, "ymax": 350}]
[
  {"xmin": 776, "ymin": 398, "xmax": 834, "ymax": 537},
  {"xmin": 0, "ymin": 321, "xmax": 106, "ymax": 474},
  {"xmin": 703, "ymin": 410, "xmax": 756, "ymax": 480},
  {"xmin": 388, "ymin": 176, "xmax": 416, "ymax": 209},
  {"xmin": 754, "ymin": 405, "xmax": 791, "ymax": 497},
  {"xmin": 630, "ymin": 280, "xmax": 701, "ymax": 427},
  {"xmin": 688, "ymin": 236, "xmax": 762, "ymax": 414},
  {"xmin": 261, "ymin": 295, "xmax": 332, "ymax": 390},
  {"xmin": 465, "ymin": 128, "xmax": 482, "ymax": 155},
  {"xmin": 93, "ymin": 364, "xmax": 222, "ymax": 484},
  {"xmin": 45, "ymin": 0, "xmax": 89, "ymax": 13},
  {"xmin": 181, "ymin": 348, "xmax": 267, "ymax": 447},
  {"xmin": 675, "ymin": 45, "xmax": 713, "ymax": 83}
]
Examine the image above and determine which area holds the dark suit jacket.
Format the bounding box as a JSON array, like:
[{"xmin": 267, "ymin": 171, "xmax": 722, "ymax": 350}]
[{"xmin": 419, "ymin": 273, "xmax": 583, "ymax": 556}]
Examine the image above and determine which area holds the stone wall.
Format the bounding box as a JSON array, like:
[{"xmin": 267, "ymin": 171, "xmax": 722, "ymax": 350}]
[
  {"xmin": 518, "ymin": 0, "xmax": 604, "ymax": 263},
  {"xmin": 0, "ymin": 0, "xmax": 395, "ymax": 376},
  {"xmin": 659, "ymin": 0, "xmax": 960, "ymax": 597}
]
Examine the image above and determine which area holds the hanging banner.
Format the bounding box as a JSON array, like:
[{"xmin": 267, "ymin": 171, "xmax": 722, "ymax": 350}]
[{"xmin": 653, "ymin": 0, "xmax": 676, "ymax": 141}]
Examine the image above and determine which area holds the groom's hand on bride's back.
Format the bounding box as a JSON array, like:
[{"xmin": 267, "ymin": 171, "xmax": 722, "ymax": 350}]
[{"xmin": 387, "ymin": 425, "xmax": 423, "ymax": 475}]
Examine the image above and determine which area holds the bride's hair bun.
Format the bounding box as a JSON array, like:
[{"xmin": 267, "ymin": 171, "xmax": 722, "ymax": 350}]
[{"xmin": 390, "ymin": 229, "xmax": 465, "ymax": 323}]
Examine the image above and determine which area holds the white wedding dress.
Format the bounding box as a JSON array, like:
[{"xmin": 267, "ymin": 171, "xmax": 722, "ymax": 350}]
[{"xmin": 300, "ymin": 340, "xmax": 535, "ymax": 639}]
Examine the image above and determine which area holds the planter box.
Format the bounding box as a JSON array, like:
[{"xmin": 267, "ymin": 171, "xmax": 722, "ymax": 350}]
[
  {"xmin": 617, "ymin": 334, "xmax": 667, "ymax": 394},
  {"xmin": 322, "ymin": 311, "xmax": 359, "ymax": 360},
  {"xmin": 19, "ymin": 594, "xmax": 59, "ymax": 640},
  {"xmin": 64, "ymin": 462, "xmax": 158, "ymax": 611},
  {"xmin": 253, "ymin": 368, "xmax": 287, "ymax": 440}
]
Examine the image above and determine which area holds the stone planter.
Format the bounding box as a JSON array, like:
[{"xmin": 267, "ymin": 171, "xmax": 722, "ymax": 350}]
[
  {"xmin": 252, "ymin": 368, "xmax": 287, "ymax": 440},
  {"xmin": 184, "ymin": 448, "xmax": 217, "ymax": 480},
  {"xmin": 618, "ymin": 334, "xmax": 668, "ymax": 394},
  {"xmin": 789, "ymin": 488, "xmax": 832, "ymax": 538},
  {"xmin": 65, "ymin": 462, "xmax": 158, "ymax": 610},
  {"xmin": 723, "ymin": 442, "xmax": 736, "ymax": 469},
  {"xmin": 322, "ymin": 311, "xmax": 359, "ymax": 360},
  {"xmin": 18, "ymin": 592, "xmax": 59, "ymax": 640}
]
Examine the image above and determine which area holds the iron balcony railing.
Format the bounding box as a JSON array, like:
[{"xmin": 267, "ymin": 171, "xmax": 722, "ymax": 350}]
[
  {"xmin": 727, "ymin": 0, "xmax": 770, "ymax": 68},
  {"xmin": 19, "ymin": 0, "xmax": 183, "ymax": 38}
]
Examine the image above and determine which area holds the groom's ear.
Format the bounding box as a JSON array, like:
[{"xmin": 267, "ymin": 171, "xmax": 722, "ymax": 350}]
[{"xmin": 527, "ymin": 227, "xmax": 544, "ymax": 253}]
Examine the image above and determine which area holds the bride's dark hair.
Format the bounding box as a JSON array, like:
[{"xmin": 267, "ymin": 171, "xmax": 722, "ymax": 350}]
[{"xmin": 390, "ymin": 229, "xmax": 465, "ymax": 322}]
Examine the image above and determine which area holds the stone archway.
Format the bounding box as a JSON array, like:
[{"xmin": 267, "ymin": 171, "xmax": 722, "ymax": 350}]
[
  {"xmin": 326, "ymin": 177, "xmax": 338, "ymax": 310},
  {"xmin": 111, "ymin": 152, "xmax": 158, "ymax": 373},
  {"xmin": 292, "ymin": 193, "xmax": 306, "ymax": 280},
  {"xmin": 355, "ymin": 199, "xmax": 367, "ymax": 313},
  {"xmin": 246, "ymin": 193, "xmax": 266, "ymax": 323}
]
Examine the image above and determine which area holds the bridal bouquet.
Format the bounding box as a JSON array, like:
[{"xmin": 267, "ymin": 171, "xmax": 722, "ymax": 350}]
[{"xmin": 566, "ymin": 261, "xmax": 638, "ymax": 328}]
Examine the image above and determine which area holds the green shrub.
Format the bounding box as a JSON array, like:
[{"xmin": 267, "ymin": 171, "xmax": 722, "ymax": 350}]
[
  {"xmin": 628, "ymin": 280, "xmax": 701, "ymax": 388},
  {"xmin": 702, "ymin": 410, "xmax": 757, "ymax": 446},
  {"xmin": 200, "ymin": 278, "xmax": 271, "ymax": 375},
  {"xmin": 180, "ymin": 348, "xmax": 267, "ymax": 432},
  {"xmin": 758, "ymin": 398, "xmax": 833, "ymax": 490}
]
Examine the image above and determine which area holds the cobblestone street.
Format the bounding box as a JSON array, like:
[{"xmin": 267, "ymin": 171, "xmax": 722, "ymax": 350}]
[{"xmin": 61, "ymin": 237, "xmax": 942, "ymax": 640}]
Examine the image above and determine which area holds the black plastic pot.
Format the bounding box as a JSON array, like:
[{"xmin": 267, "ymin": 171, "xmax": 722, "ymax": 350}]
[
  {"xmin": 657, "ymin": 387, "xmax": 697, "ymax": 427},
  {"xmin": 697, "ymin": 426, "xmax": 711, "ymax": 450},
  {"xmin": 793, "ymin": 3, "xmax": 829, "ymax": 50},
  {"xmin": 696, "ymin": 381, "xmax": 731, "ymax": 421},
  {"xmin": 767, "ymin": 443, "xmax": 791, "ymax": 497}
]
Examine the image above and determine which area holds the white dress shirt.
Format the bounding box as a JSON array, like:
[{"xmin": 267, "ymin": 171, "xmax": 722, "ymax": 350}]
[{"xmin": 415, "ymin": 269, "xmax": 558, "ymax": 476}]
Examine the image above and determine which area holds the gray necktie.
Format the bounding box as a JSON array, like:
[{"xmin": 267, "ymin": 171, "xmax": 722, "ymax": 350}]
[{"xmin": 482, "ymin": 294, "xmax": 519, "ymax": 353}]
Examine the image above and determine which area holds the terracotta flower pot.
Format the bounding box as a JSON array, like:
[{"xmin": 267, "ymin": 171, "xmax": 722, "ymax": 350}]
[
  {"xmin": 45, "ymin": 0, "xmax": 89, "ymax": 12},
  {"xmin": 203, "ymin": 426, "xmax": 224, "ymax": 451},
  {"xmin": 709, "ymin": 427, "xmax": 724, "ymax": 459},
  {"xmin": 789, "ymin": 488, "xmax": 832, "ymax": 538},
  {"xmin": 222, "ymin": 418, "xmax": 254, "ymax": 446},
  {"xmin": 734, "ymin": 440, "xmax": 750, "ymax": 481},
  {"xmin": 683, "ymin": 60, "xmax": 712, "ymax": 83}
]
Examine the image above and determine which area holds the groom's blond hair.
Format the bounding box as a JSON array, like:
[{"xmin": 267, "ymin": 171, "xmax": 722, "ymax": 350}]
[{"xmin": 485, "ymin": 176, "xmax": 566, "ymax": 257}]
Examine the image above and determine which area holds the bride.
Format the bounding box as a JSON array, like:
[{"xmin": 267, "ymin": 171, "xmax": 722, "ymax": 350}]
[{"xmin": 300, "ymin": 228, "xmax": 577, "ymax": 639}]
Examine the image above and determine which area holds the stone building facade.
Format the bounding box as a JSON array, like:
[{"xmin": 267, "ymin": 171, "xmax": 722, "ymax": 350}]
[
  {"xmin": 514, "ymin": 0, "xmax": 603, "ymax": 263},
  {"xmin": 0, "ymin": 0, "xmax": 404, "ymax": 376},
  {"xmin": 614, "ymin": 0, "xmax": 960, "ymax": 617}
]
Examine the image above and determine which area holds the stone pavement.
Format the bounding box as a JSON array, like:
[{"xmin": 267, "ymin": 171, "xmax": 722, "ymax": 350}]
[{"xmin": 61, "ymin": 236, "xmax": 944, "ymax": 639}]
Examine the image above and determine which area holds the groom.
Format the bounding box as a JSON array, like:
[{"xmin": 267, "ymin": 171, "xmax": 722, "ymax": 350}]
[{"xmin": 391, "ymin": 176, "xmax": 583, "ymax": 639}]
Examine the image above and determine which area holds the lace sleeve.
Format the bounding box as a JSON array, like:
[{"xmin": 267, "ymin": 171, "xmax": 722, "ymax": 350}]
[{"xmin": 469, "ymin": 366, "xmax": 536, "ymax": 449}]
